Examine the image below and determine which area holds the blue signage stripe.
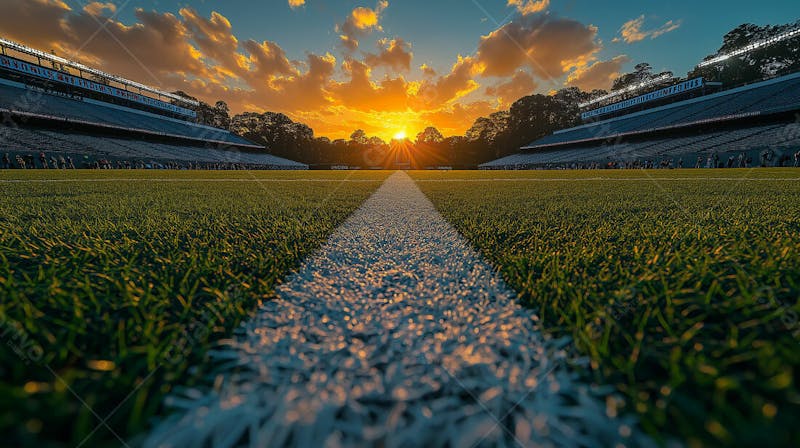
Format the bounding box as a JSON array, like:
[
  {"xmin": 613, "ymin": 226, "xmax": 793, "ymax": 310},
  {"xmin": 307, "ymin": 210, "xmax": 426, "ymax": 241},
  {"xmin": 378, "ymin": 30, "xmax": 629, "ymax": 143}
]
[
  {"xmin": 0, "ymin": 55, "xmax": 197, "ymax": 118},
  {"xmin": 582, "ymin": 78, "xmax": 705, "ymax": 120}
]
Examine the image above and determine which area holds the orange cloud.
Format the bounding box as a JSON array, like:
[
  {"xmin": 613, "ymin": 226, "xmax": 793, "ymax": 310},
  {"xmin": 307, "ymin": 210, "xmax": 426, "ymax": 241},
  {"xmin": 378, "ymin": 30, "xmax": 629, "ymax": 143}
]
[
  {"xmin": 566, "ymin": 55, "xmax": 630, "ymax": 91},
  {"xmin": 241, "ymin": 39, "xmax": 296, "ymax": 80},
  {"xmin": 507, "ymin": 0, "xmax": 550, "ymax": 15},
  {"xmin": 62, "ymin": 7, "xmax": 212, "ymax": 85},
  {"xmin": 288, "ymin": 0, "xmax": 305, "ymax": 9},
  {"xmin": 613, "ymin": 16, "xmax": 682, "ymax": 44},
  {"xmin": 330, "ymin": 59, "xmax": 410, "ymax": 112},
  {"xmin": 180, "ymin": 8, "xmax": 249, "ymax": 79},
  {"xmin": 415, "ymin": 56, "xmax": 481, "ymax": 109},
  {"xmin": 486, "ymin": 71, "xmax": 538, "ymax": 107},
  {"xmin": 365, "ymin": 38, "xmax": 413, "ymax": 72},
  {"xmin": 83, "ymin": 2, "xmax": 115, "ymax": 17},
  {"xmin": 420, "ymin": 64, "xmax": 437, "ymax": 77},
  {"xmin": 0, "ymin": 0, "xmax": 72, "ymax": 51},
  {"xmin": 337, "ymin": 1, "xmax": 389, "ymax": 50},
  {"xmin": 475, "ymin": 14, "xmax": 601, "ymax": 79}
]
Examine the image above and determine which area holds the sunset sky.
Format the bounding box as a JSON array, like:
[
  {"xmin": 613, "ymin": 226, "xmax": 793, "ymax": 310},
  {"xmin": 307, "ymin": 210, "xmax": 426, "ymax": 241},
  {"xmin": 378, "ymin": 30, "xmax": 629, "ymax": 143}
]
[{"xmin": 1, "ymin": 0, "xmax": 795, "ymax": 140}]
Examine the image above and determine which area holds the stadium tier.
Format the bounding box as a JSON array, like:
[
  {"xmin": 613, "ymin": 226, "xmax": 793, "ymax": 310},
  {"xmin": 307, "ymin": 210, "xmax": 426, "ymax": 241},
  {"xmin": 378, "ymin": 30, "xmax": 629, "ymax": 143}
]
[
  {"xmin": 0, "ymin": 79, "xmax": 254, "ymax": 147},
  {"xmin": 0, "ymin": 42, "xmax": 306, "ymax": 169},
  {"xmin": 482, "ymin": 72, "xmax": 800, "ymax": 169},
  {"xmin": 0, "ymin": 125, "xmax": 306, "ymax": 169}
]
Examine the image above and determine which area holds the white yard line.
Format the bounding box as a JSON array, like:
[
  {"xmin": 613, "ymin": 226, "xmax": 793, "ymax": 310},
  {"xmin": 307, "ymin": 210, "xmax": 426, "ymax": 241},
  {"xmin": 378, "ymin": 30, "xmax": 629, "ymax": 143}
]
[{"xmin": 145, "ymin": 171, "xmax": 648, "ymax": 448}]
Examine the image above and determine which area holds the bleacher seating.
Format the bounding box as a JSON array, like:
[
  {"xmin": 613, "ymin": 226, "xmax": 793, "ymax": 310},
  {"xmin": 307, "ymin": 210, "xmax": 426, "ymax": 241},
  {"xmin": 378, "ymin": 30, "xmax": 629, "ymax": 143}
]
[
  {"xmin": 481, "ymin": 72, "xmax": 800, "ymax": 169},
  {"xmin": 526, "ymin": 73, "xmax": 800, "ymax": 149},
  {"xmin": 0, "ymin": 125, "xmax": 305, "ymax": 168},
  {"xmin": 0, "ymin": 80, "xmax": 252, "ymax": 147},
  {"xmin": 483, "ymin": 123, "xmax": 800, "ymax": 168}
]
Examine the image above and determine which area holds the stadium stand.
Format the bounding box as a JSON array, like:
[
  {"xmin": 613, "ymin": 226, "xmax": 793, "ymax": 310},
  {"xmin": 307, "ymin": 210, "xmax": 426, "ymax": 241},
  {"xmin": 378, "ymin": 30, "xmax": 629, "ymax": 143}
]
[
  {"xmin": 0, "ymin": 80, "xmax": 254, "ymax": 146},
  {"xmin": 482, "ymin": 72, "xmax": 800, "ymax": 169},
  {"xmin": 0, "ymin": 39, "xmax": 306, "ymax": 169},
  {"xmin": 0, "ymin": 125, "xmax": 301, "ymax": 168}
]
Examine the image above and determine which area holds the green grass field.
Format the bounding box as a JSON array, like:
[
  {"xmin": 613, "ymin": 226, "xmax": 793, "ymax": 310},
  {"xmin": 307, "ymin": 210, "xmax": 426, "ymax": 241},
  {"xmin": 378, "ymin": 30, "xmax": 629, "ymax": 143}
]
[
  {"xmin": 411, "ymin": 169, "xmax": 800, "ymax": 447},
  {"xmin": 0, "ymin": 170, "xmax": 389, "ymax": 447},
  {"xmin": 2, "ymin": 168, "xmax": 798, "ymax": 447}
]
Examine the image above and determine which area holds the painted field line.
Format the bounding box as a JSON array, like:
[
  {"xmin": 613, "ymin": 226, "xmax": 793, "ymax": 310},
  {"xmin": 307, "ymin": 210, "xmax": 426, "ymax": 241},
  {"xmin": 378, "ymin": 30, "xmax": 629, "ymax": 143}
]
[{"xmin": 145, "ymin": 171, "xmax": 649, "ymax": 447}]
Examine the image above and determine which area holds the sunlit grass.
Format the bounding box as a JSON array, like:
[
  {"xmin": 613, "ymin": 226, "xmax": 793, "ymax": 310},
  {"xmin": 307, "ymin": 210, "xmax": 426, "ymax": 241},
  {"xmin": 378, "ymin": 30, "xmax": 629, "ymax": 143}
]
[
  {"xmin": 0, "ymin": 169, "xmax": 389, "ymax": 447},
  {"xmin": 412, "ymin": 169, "xmax": 800, "ymax": 447}
]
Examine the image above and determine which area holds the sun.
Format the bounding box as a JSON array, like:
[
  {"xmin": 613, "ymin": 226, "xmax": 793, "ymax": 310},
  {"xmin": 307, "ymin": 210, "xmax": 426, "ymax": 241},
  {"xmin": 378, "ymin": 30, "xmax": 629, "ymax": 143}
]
[{"xmin": 392, "ymin": 130, "xmax": 407, "ymax": 140}]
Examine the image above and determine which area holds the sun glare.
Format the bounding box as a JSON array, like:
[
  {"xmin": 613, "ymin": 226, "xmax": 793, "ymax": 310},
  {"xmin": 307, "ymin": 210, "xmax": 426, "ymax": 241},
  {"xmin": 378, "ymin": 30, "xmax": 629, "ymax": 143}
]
[{"xmin": 393, "ymin": 130, "xmax": 407, "ymax": 140}]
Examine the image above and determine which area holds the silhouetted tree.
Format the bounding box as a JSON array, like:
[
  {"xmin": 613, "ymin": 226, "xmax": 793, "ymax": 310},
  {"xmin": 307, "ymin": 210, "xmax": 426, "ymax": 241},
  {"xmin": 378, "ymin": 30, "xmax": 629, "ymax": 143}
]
[
  {"xmin": 212, "ymin": 101, "xmax": 231, "ymax": 129},
  {"xmin": 690, "ymin": 21, "xmax": 800, "ymax": 85},
  {"xmin": 171, "ymin": 92, "xmax": 232, "ymax": 129},
  {"xmin": 415, "ymin": 127, "xmax": 444, "ymax": 145},
  {"xmin": 349, "ymin": 129, "xmax": 368, "ymax": 146},
  {"xmin": 230, "ymin": 111, "xmax": 313, "ymax": 161},
  {"xmin": 612, "ymin": 63, "xmax": 654, "ymax": 91}
]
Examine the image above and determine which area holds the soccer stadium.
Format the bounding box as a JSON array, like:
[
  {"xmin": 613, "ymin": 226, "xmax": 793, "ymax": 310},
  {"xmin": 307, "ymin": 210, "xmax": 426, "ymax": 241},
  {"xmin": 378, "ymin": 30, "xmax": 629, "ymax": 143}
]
[{"xmin": 1, "ymin": 3, "xmax": 799, "ymax": 448}]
